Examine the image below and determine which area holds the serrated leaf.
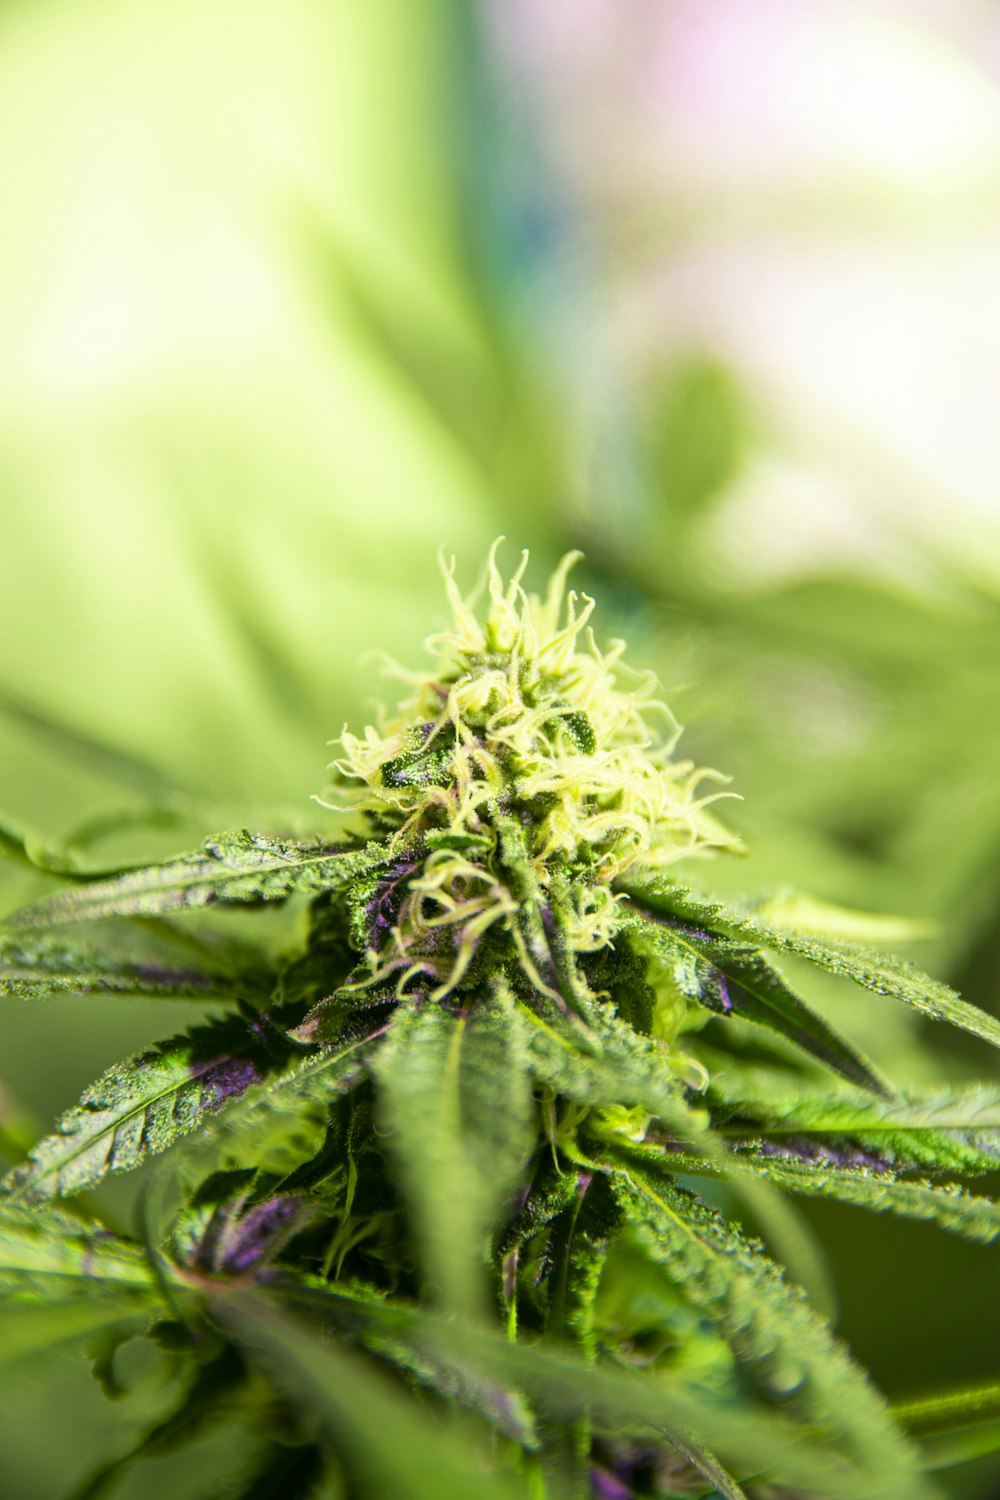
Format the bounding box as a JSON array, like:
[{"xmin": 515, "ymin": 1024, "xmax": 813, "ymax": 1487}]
[
  {"xmin": 2, "ymin": 1010, "xmax": 298, "ymax": 1202},
  {"xmin": 189, "ymin": 1023, "xmax": 386, "ymax": 1179},
  {"xmin": 373, "ymin": 987, "xmax": 534, "ymax": 1316},
  {"xmin": 521, "ymin": 999, "xmax": 836, "ymax": 1313},
  {"xmin": 3, "ymin": 831, "xmax": 389, "ymax": 927},
  {"xmin": 735, "ymin": 1155, "xmax": 1000, "ymax": 1244},
  {"xmin": 517, "ymin": 995, "xmax": 690, "ymax": 1124},
  {"xmin": 893, "ymin": 1378, "xmax": 1000, "ymax": 1437},
  {"xmin": 710, "ymin": 1081, "xmax": 1000, "ymax": 1175},
  {"xmin": 665, "ymin": 1433, "xmax": 749, "ymax": 1500},
  {"xmin": 543, "ymin": 1172, "xmax": 621, "ymax": 1357},
  {"xmin": 756, "ymin": 926, "xmax": 1000, "ymax": 1054},
  {"xmin": 622, "ymin": 878, "xmax": 1000, "ymax": 1054},
  {"xmin": 614, "ymin": 1173, "xmax": 931, "ymax": 1500},
  {"xmin": 621, "ymin": 911, "xmax": 888, "ymax": 1094},
  {"xmin": 0, "ymin": 931, "xmax": 248, "ymax": 1001}
]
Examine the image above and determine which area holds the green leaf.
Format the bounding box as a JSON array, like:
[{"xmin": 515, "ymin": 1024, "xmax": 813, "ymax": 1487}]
[
  {"xmin": 543, "ymin": 1172, "xmax": 621, "ymax": 1357},
  {"xmin": 0, "ymin": 683, "xmax": 187, "ymax": 801},
  {"xmin": 373, "ymin": 987, "xmax": 534, "ymax": 1316},
  {"xmin": 0, "ymin": 930, "xmax": 251, "ymax": 1001},
  {"xmin": 215, "ymin": 1443, "xmax": 326, "ymax": 1500},
  {"xmin": 214, "ymin": 1291, "xmax": 530, "ymax": 1500},
  {"xmin": 0, "ymin": 1294, "xmax": 153, "ymax": 1371},
  {"xmin": 493, "ymin": 815, "xmax": 595, "ymax": 1028},
  {"xmin": 748, "ymin": 893, "xmax": 935, "ymax": 946},
  {"xmin": 614, "ymin": 1172, "xmax": 932, "ymax": 1500},
  {"xmin": 522, "ymin": 1002, "xmax": 839, "ymax": 1315},
  {"xmin": 3, "ymin": 831, "xmax": 389, "ymax": 927},
  {"xmin": 710, "ymin": 1080, "xmax": 1000, "ymax": 1175},
  {"xmin": 622, "ymin": 878, "xmax": 1000, "ymax": 1054},
  {"xmin": 0, "ymin": 813, "xmax": 86, "ymax": 877},
  {"xmin": 272, "ymin": 1281, "xmax": 878, "ymax": 1500},
  {"xmin": 187, "ymin": 1024, "xmax": 385, "ymax": 1179},
  {"xmin": 665, "ymin": 1432, "xmax": 750, "ymax": 1500},
  {"xmin": 621, "ymin": 909, "xmax": 888, "ymax": 1094},
  {"xmin": 66, "ymin": 1346, "xmax": 251, "ymax": 1500},
  {"xmin": 755, "ymin": 926, "xmax": 1000, "ymax": 1054},
  {"xmin": 517, "ymin": 995, "xmax": 690, "ymax": 1124},
  {"xmin": 735, "ymin": 1155, "xmax": 1000, "ymax": 1245},
  {"xmin": 0, "ymin": 1202, "xmax": 156, "ymax": 1296},
  {"xmin": 1, "ymin": 1009, "xmax": 299, "ymax": 1203},
  {"xmin": 893, "ymin": 1378, "xmax": 1000, "ymax": 1437}
]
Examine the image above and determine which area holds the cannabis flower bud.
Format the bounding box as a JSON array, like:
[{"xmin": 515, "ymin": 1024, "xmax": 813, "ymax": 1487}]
[{"xmin": 322, "ymin": 545, "xmax": 735, "ymax": 1005}]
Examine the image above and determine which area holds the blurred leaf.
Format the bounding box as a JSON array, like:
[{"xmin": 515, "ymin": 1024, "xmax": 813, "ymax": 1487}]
[
  {"xmin": 645, "ymin": 355, "xmax": 744, "ymax": 535},
  {"xmin": 0, "ymin": 684, "xmax": 190, "ymax": 801},
  {"xmin": 270, "ymin": 1280, "xmax": 875, "ymax": 1499},
  {"xmin": 215, "ymin": 1291, "xmax": 529, "ymax": 1500},
  {"xmin": 0, "ymin": 1295, "xmax": 153, "ymax": 1371},
  {"xmin": 894, "ymin": 1378, "xmax": 1000, "ymax": 1437},
  {"xmin": 0, "ymin": 930, "xmax": 250, "ymax": 1001},
  {"xmin": 0, "ymin": 1203, "xmax": 155, "ymax": 1297},
  {"xmin": 66, "ymin": 1346, "xmax": 253, "ymax": 1500}
]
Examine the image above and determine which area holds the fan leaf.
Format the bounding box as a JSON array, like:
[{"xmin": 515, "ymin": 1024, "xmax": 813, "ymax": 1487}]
[
  {"xmin": 737, "ymin": 1155, "xmax": 1000, "ymax": 1244},
  {"xmin": 215, "ymin": 1291, "xmax": 529, "ymax": 1500},
  {"xmin": 269, "ymin": 1281, "xmax": 880, "ymax": 1500},
  {"xmin": 0, "ymin": 1203, "xmax": 156, "ymax": 1296},
  {"xmin": 0, "ymin": 930, "xmax": 251, "ymax": 1001}
]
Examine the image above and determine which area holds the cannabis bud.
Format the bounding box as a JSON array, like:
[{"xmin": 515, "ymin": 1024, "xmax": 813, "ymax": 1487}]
[{"xmin": 323, "ymin": 544, "xmax": 735, "ymax": 1010}]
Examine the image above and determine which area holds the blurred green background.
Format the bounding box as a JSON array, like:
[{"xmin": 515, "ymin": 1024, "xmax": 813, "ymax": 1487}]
[{"xmin": 1, "ymin": 1, "xmax": 999, "ymax": 1494}]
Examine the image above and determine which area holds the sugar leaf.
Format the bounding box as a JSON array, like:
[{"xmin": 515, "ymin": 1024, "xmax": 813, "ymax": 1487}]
[
  {"xmin": 625, "ymin": 913, "xmax": 888, "ymax": 1094},
  {"xmin": 4, "ymin": 832, "xmax": 389, "ymax": 927},
  {"xmin": 622, "ymin": 878, "xmax": 1000, "ymax": 1054},
  {"xmin": 373, "ymin": 987, "xmax": 534, "ymax": 1316},
  {"xmin": 1, "ymin": 1009, "xmax": 298, "ymax": 1202},
  {"xmin": 614, "ymin": 1172, "xmax": 932, "ymax": 1500},
  {"xmin": 710, "ymin": 1080, "xmax": 1000, "ymax": 1175}
]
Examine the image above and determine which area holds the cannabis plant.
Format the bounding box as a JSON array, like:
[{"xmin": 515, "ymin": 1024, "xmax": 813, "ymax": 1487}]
[{"xmin": 2, "ymin": 548, "xmax": 999, "ymax": 1500}]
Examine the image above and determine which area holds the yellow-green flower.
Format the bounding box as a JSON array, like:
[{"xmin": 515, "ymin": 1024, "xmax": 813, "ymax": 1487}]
[{"xmin": 322, "ymin": 543, "xmax": 737, "ymax": 1001}]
